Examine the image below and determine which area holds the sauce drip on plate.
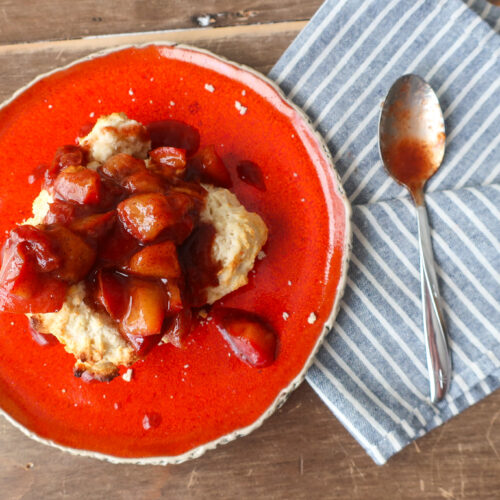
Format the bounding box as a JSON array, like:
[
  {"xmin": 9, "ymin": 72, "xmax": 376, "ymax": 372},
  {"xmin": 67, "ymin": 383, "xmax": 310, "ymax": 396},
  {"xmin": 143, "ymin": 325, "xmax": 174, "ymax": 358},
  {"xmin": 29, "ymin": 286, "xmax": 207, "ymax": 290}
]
[{"xmin": 237, "ymin": 161, "xmax": 266, "ymax": 191}]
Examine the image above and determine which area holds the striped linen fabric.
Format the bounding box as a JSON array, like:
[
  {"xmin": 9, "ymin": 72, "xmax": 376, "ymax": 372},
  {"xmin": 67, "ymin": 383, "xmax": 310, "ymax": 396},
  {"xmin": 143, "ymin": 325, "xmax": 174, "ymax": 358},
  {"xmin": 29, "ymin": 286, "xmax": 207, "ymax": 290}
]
[{"xmin": 268, "ymin": 0, "xmax": 500, "ymax": 464}]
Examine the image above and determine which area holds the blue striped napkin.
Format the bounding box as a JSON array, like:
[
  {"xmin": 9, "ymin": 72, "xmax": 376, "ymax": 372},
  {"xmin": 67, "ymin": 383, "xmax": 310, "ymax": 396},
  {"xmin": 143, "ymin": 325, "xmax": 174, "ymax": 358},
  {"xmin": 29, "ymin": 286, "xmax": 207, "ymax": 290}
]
[{"xmin": 269, "ymin": 0, "xmax": 500, "ymax": 464}]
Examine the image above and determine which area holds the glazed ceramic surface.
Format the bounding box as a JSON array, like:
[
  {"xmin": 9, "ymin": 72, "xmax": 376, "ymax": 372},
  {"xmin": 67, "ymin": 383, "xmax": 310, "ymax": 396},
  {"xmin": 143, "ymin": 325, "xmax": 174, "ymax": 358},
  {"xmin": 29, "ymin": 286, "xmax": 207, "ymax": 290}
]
[{"xmin": 0, "ymin": 43, "xmax": 350, "ymax": 463}]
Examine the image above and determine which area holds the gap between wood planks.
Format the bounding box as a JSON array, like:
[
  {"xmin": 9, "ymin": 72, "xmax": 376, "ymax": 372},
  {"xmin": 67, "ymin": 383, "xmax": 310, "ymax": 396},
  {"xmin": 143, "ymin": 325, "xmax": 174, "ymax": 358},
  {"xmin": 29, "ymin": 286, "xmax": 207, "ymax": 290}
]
[{"xmin": 0, "ymin": 21, "xmax": 306, "ymax": 56}]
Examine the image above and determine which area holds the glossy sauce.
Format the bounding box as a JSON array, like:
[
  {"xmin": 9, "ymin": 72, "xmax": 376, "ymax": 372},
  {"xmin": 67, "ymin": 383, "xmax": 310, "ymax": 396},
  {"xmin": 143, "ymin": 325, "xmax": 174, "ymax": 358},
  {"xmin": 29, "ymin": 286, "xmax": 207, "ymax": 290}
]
[
  {"xmin": 383, "ymin": 137, "xmax": 439, "ymax": 196},
  {"xmin": 213, "ymin": 307, "xmax": 278, "ymax": 367},
  {"xmin": 179, "ymin": 223, "xmax": 221, "ymax": 307},
  {"xmin": 237, "ymin": 160, "xmax": 266, "ymax": 191},
  {"xmin": 28, "ymin": 320, "xmax": 57, "ymax": 346},
  {"xmin": 0, "ymin": 44, "xmax": 347, "ymax": 460}
]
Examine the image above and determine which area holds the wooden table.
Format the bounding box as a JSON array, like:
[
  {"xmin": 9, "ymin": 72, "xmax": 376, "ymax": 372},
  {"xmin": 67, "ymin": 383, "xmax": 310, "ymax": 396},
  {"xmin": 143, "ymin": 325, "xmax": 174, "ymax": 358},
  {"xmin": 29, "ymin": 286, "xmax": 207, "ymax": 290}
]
[{"xmin": 1, "ymin": 2, "xmax": 499, "ymax": 498}]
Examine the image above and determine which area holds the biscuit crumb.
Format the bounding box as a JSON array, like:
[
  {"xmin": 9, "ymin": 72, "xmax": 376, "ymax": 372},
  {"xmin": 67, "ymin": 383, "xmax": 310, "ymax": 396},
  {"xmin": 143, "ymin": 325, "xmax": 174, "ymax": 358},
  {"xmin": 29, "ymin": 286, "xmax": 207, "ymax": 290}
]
[
  {"xmin": 204, "ymin": 83, "xmax": 215, "ymax": 93},
  {"xmin": 235, "ymin": 101, "xmax": 247, "ymax": 115},
  {"xmin": 122, "ymin": 368, "xmax": 133, "ymax": 382},
  {"xmin": 198, "ymin": 309, "xmax": 208, "ymax": 319},
  {"xmin": 307, "ymin": 312, "xmax": 317, "ymax": 324},
  {"xmin": 257, "ymin": 250, "xmax": 266, "ymax": 260},
  {"xmin": 25, "ymin": 462, "xmax": 34, "ymax": 470}
]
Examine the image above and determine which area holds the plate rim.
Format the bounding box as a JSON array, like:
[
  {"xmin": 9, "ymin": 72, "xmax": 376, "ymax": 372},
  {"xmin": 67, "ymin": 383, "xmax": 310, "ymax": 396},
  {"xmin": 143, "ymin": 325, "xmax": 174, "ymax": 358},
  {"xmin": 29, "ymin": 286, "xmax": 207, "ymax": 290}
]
[{"xmin": 0, "ymin": 40, "xmax": 352, "ymax": 465}]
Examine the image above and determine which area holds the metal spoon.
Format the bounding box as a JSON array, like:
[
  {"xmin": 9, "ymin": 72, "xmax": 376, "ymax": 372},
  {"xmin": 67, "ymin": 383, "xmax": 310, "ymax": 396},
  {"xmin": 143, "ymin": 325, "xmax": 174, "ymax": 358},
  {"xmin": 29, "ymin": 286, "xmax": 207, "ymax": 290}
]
[{"xmin": 378, "ymin": 74, "xmax": 451, "ymax": 403}]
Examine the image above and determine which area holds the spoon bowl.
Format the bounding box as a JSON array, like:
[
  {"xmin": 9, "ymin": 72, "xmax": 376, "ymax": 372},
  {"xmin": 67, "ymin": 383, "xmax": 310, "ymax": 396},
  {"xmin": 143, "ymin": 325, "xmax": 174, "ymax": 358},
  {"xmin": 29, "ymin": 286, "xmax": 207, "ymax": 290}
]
[
  {"xmin": 379, "ymin": 74, "xmax": 446, "ymax": 200},
  {"xmin": 379, "ymin": 74, "xmax": 451, "ymax": 403}
]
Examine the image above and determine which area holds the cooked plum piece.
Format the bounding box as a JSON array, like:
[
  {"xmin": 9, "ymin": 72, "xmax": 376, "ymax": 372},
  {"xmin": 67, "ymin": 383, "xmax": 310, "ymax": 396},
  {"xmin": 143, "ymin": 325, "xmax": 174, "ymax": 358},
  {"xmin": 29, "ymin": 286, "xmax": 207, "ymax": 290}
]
[
  {"xmin": 122, "ymin": 170, "xmax": 166, "ymax": 194},
  {"xmin": 96, "ymin": 270, "xmax": 129, "ymax": 320},
  {"xmin": 162, "ymin": 308, "xmax": 192, "ymax": 348},
  {"xmin": 46, "ymin": 226, "xmax": 96, "ymax": 283},
  {"xmin": 164, "ymin": 280, "xmax": 183, "ymax": 313},
  {"xmin": 149, "ymin": 147, "xmax": 187, "ymax": 178},
  {"xmin": 146, "ymin": 119, "xmax": 200, "ymax": 156},
  {"xmin": 1, "ymin": 243, "xmax": 42, "ymax": 299},
  {"xmin": 187, "ymin": 145, "xmax": 231, "ymax": 188},
  {"xmin": 53, "ymin": 145, "xmax": 87, "ymax": 170},
  {"xmin": 169, "ymin": 180, "xmax": 207, "ymax": 204},
  {"xmin": 213, "ymin": 308, "xmax": 277, "ymax": 368},
  {"xmin": 54, "ymin": 166, "xmax": 102, "ymax": 205},
  {"xmin": 123, "ymin": 332, "xmax": 163, "ymax": 356},
  {"xmin": 69, "ymin": 211, "xmax": 116, "ymax": 241},
  {"xmin": 99, "ymin": 223, "xmax": 140, "ymax": 268},
  {"xmin": 118, "ymin": 193, "xmax": 176, "ymax": 243},
  {"xmin": 0, "ymin": 232, "xmax": 67, "ymax": 313},
  {"xmin": 44, "ymin": 200, "xmax": 78, "ymax": 225},
  {"xmin": 121, "ymin": 278, "xmax": 166, "ymax": 336},
  {"xmin": 44, "ymin": 145, "xmax": 87, "ymax": 187},
  {"xmin": 9, "ymin": 225, "xmax": 60, "ymax": 272},
  {"xmin": 129, "ymin": 241, "xmax": 181, "ymax": 279},
  {"xmin": 0, "ymin": 272, "xmax": 67, "ymax": 314},
  {"xmin": 118, "ymin": 192, "xmax": 195, "ymax": 244},
  {"xmin": 101, "ymin": 153, "xmax": 146, "ymax": 181}
]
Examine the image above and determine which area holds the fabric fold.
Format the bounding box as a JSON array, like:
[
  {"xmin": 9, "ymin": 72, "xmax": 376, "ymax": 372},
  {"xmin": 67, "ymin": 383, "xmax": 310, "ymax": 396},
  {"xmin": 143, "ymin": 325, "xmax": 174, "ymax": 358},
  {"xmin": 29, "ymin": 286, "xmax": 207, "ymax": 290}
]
[{"xmin": 269, "ymin": 0, "xmax": 500, "ymax": 464}]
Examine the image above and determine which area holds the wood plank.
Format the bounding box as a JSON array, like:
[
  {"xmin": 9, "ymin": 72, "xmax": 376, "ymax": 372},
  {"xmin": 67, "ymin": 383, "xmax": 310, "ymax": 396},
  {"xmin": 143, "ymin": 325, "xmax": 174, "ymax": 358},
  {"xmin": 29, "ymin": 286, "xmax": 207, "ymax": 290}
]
[
  {"xmin": 0, "ymin": 0, "xmax": 322, "ymax": 44},
  {"xmin": 1, "ymin": 3, "xmax": 500, "ymax": 499},
  {"xmin": 0, "ymin": 22, "xmax": 305, "ymax": 103},
  {"xmin": 1, "ymin": 383, "xmax": 500, "ymax": 499}
]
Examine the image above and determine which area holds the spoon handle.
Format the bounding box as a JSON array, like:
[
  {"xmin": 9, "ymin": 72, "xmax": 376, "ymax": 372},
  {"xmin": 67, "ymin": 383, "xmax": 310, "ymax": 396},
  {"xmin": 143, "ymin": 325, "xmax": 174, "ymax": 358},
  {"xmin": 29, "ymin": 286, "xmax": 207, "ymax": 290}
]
[{"xmin": 414, "ymin": 196, "xmax": 452, "ymax": 403}]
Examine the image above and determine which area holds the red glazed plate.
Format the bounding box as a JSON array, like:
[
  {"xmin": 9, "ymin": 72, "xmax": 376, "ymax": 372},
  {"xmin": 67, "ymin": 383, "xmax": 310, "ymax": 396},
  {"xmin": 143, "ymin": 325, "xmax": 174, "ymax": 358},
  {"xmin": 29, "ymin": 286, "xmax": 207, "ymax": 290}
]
[{"xmin": 0, "ymin": 43, "xmax": 351, "ymax": 464}]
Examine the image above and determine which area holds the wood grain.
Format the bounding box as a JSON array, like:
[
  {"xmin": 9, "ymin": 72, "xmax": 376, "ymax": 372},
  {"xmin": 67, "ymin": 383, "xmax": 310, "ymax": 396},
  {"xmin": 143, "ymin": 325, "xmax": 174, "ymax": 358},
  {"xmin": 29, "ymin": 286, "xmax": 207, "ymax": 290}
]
[
  {"xmin": 0, "ymin": 0, "xmax": 321, "ymax": 44},
  {"xmin": 1, "ymin": 2, "xmax": 500, "ymax": 499},
  {"xmin": 1, "ymin": 383, "xmax": 500, "ymax": 499},
  {"xmin": 0, "ymin": 22, "xmax": 304, "ymax": 103}
]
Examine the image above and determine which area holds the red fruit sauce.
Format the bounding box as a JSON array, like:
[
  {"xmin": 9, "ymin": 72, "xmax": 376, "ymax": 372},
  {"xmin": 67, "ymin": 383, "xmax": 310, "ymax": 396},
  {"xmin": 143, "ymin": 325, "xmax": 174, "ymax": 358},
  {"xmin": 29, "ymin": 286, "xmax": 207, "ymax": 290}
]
[
  {"xmin": 383, "ymin": 136, "xmax": 444, "ymax": 197},
  {"xmin": 0, "ymin": 45, "xmax": 348, "ymax": 460}
]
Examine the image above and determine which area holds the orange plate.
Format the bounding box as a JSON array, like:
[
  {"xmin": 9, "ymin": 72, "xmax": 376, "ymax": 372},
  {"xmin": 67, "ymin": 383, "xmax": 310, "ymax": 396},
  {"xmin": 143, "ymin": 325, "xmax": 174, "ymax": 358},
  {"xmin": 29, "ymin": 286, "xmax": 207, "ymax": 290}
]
[{"xmin": 0, "ymin": 44, "xmax": 350, "ymax": 463}]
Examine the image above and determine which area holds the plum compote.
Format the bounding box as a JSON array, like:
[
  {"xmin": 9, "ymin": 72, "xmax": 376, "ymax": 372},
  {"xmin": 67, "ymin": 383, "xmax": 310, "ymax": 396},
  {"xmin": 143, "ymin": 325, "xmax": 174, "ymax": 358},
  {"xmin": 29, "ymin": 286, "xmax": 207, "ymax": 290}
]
[{"xmin": 0, "ymin": 118, "xmax": 278, "ymax": 369}]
